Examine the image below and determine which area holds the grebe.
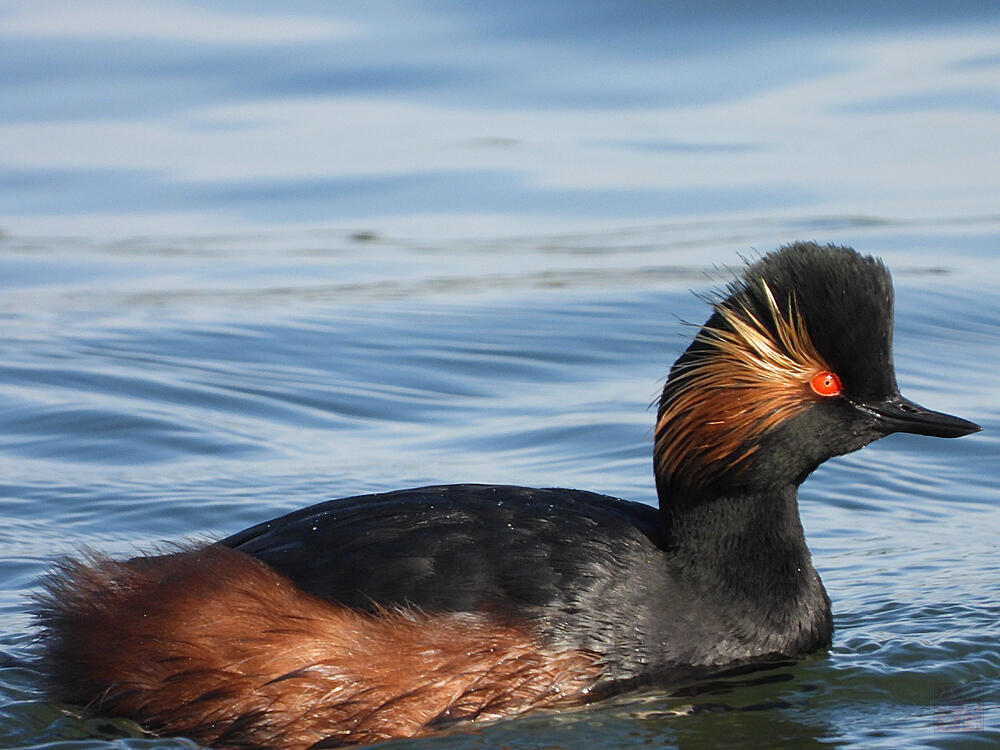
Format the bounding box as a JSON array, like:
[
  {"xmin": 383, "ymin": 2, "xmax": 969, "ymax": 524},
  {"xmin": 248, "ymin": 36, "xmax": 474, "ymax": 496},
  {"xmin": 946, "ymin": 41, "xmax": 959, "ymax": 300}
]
[{"xmin": 35, "ymin": 242, "xmax": 980, "ymax": 749}]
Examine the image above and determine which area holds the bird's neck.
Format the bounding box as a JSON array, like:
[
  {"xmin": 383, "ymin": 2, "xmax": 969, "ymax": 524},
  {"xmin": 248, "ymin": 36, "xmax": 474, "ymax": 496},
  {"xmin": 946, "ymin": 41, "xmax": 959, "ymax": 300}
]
[{"xmin": 658, "ymin": 483, "xmax": 832, "ymax": 655}]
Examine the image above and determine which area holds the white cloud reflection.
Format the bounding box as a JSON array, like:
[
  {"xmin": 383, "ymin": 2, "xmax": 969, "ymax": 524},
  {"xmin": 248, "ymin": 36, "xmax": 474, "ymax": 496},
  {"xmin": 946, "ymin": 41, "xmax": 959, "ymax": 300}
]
[
  {"xmin": 0, "ymin": 0, "xmax": 361, "ymax": 44},
  {"xmin": 0, "ymin": 5, "xmax": 998, "ymax": 237}
]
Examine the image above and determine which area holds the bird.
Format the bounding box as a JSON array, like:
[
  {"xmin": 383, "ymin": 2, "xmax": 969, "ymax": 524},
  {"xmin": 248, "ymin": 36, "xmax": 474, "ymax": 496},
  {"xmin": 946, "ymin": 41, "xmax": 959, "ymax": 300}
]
[{"xmin": 33, "ymin": 242, "xmax": 980, "ymax": 749}]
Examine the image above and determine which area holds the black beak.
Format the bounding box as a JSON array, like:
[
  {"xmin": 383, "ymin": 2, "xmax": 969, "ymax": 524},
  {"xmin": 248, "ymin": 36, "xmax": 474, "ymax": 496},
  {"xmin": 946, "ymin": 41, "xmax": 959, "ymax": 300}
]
[{"xmin": 857, "ymin": 394, "xmax": 982, "ymax": 438}]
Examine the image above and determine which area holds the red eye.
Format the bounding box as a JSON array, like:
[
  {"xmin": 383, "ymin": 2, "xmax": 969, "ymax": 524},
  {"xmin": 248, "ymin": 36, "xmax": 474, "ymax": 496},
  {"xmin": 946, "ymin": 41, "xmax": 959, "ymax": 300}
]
[{"xmin": 809, "ymin": 370, "xmax": 842, "ymax": 397}]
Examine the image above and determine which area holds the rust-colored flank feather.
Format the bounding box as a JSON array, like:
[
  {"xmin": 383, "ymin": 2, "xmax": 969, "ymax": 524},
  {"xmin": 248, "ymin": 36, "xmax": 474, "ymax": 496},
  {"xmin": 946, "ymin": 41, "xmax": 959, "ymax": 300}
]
[
  {"xmin": 655, "ymin": 280, "xmax": 832, "ymax": 486},
  {"xmin": 35, "ymin": 545, "xmax": 600, "ymax": 749}
]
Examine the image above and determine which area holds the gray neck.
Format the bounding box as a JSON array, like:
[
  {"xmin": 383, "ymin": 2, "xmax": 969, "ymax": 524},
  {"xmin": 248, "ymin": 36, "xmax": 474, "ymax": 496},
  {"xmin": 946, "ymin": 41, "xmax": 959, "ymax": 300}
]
[{"xmin": 657, "ymin": 484, "xmax": 833, "ymax": 663}]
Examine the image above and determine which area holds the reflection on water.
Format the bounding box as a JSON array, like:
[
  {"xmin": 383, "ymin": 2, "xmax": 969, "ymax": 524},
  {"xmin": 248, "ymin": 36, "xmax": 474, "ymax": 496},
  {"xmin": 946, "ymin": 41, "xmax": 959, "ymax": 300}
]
[{"xmin": 1, "ymin": 2, "xmax": 999, "ymax": 235}]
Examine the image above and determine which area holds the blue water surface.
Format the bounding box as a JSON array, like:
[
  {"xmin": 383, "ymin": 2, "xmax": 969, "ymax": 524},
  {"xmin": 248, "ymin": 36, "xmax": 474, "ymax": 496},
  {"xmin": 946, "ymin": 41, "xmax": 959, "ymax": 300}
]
[{"xmin": 0, "ymin": 2, "xmax": 998, "ymax": 749}]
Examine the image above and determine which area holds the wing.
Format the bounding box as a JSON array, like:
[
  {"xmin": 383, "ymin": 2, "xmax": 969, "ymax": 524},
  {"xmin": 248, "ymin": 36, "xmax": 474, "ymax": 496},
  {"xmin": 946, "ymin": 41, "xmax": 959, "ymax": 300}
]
[{"xmin": 219, "ymin": 484, "xmax": 664, "ymax": 616}]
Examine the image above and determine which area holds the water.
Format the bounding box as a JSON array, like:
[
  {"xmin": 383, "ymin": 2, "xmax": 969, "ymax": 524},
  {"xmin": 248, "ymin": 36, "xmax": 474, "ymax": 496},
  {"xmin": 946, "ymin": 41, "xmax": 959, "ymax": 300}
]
[{"xmin": 1, "ymin": 2, "xmax": 999, "ymax": 749}]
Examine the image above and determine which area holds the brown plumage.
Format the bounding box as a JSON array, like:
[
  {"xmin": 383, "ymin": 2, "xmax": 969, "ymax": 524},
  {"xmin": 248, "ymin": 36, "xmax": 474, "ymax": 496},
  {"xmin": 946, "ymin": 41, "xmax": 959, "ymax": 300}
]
[
  {"xmin": 655, "ymin": 280, "xmax": 832, "ymax": 485},
  {"xmin": 34, "ymin": 545, "xmax": 600, "ymax": 749}
]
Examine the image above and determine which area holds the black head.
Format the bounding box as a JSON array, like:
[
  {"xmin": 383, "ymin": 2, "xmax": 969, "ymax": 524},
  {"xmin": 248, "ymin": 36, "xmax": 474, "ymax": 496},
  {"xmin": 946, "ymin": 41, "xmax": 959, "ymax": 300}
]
[{"xmin": 655, "ymin": 242, "xmax": 980, "ymax": 497}]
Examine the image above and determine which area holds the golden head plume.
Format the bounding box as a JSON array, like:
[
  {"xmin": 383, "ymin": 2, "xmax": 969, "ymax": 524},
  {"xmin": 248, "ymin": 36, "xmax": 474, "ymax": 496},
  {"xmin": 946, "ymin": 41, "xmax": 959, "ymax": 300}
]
[{"xmin": 654, "ymin": 280, "xmax": 833, "ymax": 487}]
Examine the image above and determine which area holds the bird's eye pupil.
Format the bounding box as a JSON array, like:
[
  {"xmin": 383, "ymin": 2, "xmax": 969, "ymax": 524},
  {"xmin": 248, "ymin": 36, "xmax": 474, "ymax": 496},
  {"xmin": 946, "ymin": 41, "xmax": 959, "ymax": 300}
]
[{"xmin": 810, "ymin": 370, "xmax": 842, "ymax": 397}]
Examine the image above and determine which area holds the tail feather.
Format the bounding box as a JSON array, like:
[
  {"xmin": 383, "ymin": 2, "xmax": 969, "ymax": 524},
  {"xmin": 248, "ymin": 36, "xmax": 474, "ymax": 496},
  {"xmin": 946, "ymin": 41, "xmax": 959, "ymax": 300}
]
[{"xmin": 33, "ymin": 544, "xmax": 599, "ymax": 749}]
